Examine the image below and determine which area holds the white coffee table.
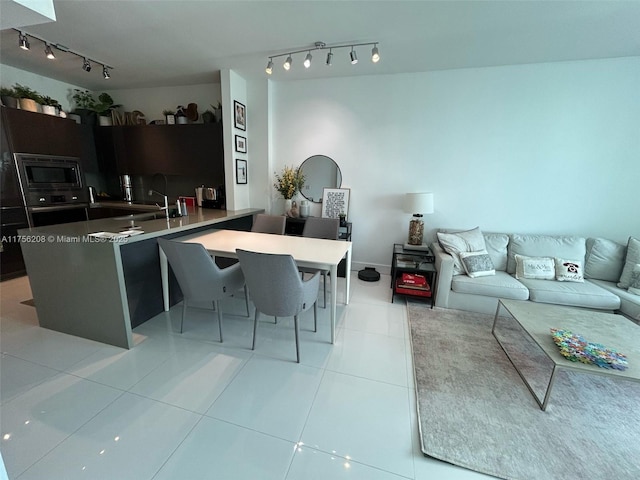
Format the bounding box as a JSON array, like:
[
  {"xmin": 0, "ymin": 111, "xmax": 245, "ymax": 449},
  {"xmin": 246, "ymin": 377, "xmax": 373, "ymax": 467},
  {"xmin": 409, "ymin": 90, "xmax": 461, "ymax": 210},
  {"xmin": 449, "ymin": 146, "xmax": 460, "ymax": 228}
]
[{"xmin": 492, "ymin": 299, "xmax": 640, "ymax": 410}]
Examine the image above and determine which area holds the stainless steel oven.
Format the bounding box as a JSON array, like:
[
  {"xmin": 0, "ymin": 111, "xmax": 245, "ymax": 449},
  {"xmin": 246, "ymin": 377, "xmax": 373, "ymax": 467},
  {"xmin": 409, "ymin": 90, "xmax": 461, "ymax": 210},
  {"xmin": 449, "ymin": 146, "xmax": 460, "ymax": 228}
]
[{"xmin": 14, "ymin": 154, "xmax": 89, "ymax": 227}]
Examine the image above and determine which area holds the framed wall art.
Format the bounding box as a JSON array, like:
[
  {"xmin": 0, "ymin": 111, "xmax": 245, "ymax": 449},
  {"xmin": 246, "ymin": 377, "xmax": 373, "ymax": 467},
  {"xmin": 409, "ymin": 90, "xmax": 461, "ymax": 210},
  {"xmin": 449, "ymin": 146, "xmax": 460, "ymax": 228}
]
[
  {"xmin": 235, "ymin": 135, "xmax": 247, "ymax": 153},
  {"xmin": 234, "ymin": 100, "xmax": 246, "ymax": 130},
  {"xmin": 236, "ymin": 158, "xmax": 247, "ymax": 184},
  {"xmin": 321, "ymin": 187, "xmax": 350, "ymax": 219}
]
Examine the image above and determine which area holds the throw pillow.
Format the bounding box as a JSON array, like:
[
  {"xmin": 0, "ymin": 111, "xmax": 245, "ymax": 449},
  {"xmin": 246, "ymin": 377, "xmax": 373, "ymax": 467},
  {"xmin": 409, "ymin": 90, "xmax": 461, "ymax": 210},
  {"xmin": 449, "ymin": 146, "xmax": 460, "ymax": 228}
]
[
  {"xmin": 459, "ymin": 250, "xmax": 496, "ymax": 278},
  {"xmin": 584, "ymin": 237, "xmax": 626, "ymax": 282},
  {"xmin": 629, "ymin": 264, "xmax": 640, "ymax": 296},
  {"xmin": 514, "ymin": 254, "xmax": 555, "ymax": 280},
  {"xmin": 554, "ymin": 258, "xmax": 584, "ymax": 283},
  {"xmin": 436, "ymin": 227, "xmax": 487, "ymax": 275},
  {"xmin": 617, "ymin": 237, "xmax": 640, "ymax": 289}
]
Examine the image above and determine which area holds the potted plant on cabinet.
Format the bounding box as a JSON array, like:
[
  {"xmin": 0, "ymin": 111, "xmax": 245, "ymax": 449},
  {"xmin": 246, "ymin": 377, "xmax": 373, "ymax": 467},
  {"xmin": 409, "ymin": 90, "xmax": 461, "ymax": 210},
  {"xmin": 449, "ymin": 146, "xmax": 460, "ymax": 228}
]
[
  {"xmin": 1, "ymin": 86, "xmax": 19, "ymax": 108},
  {"xmin": 40, "ymin": 95, "xmax": 60, "ymax": 116},
  {"xmin": 163, "ymin": 109, "xmax": 175, "ymax": 125},
  {"xmin": 274, "ymin": 165, "xmax": 305, "ymax": 214},
  {"xmin": 72, "ymin": 89, "xmax": 97, "ymax": 125},
  {"xmin": 93, "ymin": 92, "xmax": 120, "ymax": 126},
  {"xmin": 13, "ymin": 83, "xmax": 42, "ymax": 112}
]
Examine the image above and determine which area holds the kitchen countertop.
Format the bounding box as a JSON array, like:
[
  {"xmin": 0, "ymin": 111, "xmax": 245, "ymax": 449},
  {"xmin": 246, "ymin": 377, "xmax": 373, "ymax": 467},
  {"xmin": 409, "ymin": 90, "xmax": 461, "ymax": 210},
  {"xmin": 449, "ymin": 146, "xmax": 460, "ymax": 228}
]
[{"xmin": 19, "ymin": 206, "xmax": 263, "ymax": 242}]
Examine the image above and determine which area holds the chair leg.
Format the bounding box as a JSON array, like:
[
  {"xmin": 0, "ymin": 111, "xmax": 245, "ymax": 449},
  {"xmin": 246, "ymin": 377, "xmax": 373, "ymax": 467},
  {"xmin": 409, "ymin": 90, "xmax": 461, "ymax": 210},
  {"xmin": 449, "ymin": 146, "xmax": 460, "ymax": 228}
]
[
  {"xmin": 294, "ymin": 315, "xmax": 300, "ymax": 363},
  {"xmin": 251, "ymin": 310, "xmax": 260, "ymax": 350},
  {"xmin": 214, "ymin": 300, "xmax": 223, "ymax": 343},
  {"xmin": 274, "ymin": 316, "xmax": 278, "ymax": 324},
  {"xmin": 243, "ymin": 285, "xmax": 250, "ymax": 317},
  {"xmin": 322, "ymin": 272, "xmax": 327, "ymax": 309},
  {"xmin": 180, "ymin": 300, "xmax": 187, "ymax": 333},
  {"xmin": 313, "ymin": 301, "xmax": 317, "ymax": 333}
]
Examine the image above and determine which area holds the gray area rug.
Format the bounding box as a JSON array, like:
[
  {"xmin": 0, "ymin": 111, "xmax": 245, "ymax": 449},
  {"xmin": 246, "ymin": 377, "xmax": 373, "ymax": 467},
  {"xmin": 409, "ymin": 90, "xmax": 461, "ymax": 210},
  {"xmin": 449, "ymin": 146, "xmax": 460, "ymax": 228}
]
[{"xmin": 407, "ymin": 302, "xmax": 640, "ymax": 480}]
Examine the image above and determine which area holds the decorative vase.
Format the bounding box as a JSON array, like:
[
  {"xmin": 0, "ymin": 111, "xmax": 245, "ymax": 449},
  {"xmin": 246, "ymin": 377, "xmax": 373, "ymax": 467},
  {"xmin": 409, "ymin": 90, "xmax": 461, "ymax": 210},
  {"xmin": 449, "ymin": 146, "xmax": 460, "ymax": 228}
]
[
  {"xmin": 284, "ymin": 199, "xmax": 292, "ymax": 215},
  {"xmin": 42, "ymin": 105, "xmax": 57, "ymax": 116},
  {"xmin": 18, "ymin": 98, "xmax": 38, "ymax": 112},
  {"xmin": 177, "ymin": 116, "xmax": 188, "ymax": 124},
  {"xmin": 299, "ymin": 200, "xmax": 310, "ymax": 218},
  {"xmin": 98, "ymin": 115, "xmax": 112, "ymax": 126}
]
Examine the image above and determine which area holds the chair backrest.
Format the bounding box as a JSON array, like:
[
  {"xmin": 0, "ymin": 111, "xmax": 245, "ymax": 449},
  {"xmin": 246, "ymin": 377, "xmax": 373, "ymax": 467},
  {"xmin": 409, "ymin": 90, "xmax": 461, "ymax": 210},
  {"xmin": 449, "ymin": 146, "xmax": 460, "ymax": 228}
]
[
  {"xmin": 236, "ymin": 249, "xmax": 305, "ymax": 317},
  {"xmin": 158, "ymin": 238, "xmax": 230, "ymax": 302},
  {"xmin": 251, "ymin": 214, "xmax": 286, "ymax": 234},
  {"xmin": 302, "ymin": 217, "xmax": 340, "ymax": 240}
]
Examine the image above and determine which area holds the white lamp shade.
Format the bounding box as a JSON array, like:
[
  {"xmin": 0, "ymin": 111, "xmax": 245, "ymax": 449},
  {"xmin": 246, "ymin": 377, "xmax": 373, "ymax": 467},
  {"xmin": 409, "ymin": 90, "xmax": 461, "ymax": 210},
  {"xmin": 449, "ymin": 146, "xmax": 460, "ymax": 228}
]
[{"xmin": 404, "ymin": 192, "xmax": 434, "ymax": 215}]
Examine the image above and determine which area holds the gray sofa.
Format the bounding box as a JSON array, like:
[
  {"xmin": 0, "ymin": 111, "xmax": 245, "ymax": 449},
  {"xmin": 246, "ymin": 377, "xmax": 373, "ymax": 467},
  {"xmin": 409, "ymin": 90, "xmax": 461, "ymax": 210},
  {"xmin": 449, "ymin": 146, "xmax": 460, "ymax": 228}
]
[{"xmin": 432, "ymin": 229, "xmax": 640, "ymax": 321}]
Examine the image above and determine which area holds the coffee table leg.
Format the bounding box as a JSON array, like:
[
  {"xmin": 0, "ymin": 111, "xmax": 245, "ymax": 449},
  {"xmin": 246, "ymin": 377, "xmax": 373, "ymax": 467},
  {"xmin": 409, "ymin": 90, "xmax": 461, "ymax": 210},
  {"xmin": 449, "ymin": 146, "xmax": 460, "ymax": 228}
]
[{"xmin": 492, "ymin": 301, "xmax": 556, "ymax": 411}]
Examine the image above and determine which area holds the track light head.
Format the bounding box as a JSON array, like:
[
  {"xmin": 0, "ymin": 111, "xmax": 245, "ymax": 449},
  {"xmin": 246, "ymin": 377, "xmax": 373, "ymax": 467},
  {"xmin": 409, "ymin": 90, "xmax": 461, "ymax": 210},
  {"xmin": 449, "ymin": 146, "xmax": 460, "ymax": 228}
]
[
  {"xmin": 326, "ymin": 50, "xmax": 333, "ymax": 66},
  {"xmin": 82, "ymin": 58, "xmax": 92, "ymax": 72},
  {"xmin": 283, "ymin": 55, "xmax": 292, "ymax": 71},
  {"xmin": 18, "ymin": 32, "xmax": 30, "ymax": 50},
  {"xmin": 265, "ymin": 58, "xmax": 273, "ymax": 75},
  {"xmin": 350, "ymin": 48, "xmax": 358, "ymax": 64},
  {"xmin": 45, "ymin": 44, "xmax": 55, "ymax": 59},
  {"xmin": 371, "ymin": 45, "xmax": 380, "ymax": 63},
  {"xmin": 102, "ymin": 65, "xmax": 111, "ymax": 79},
  {"xmin": 304, "ymin": 52, "xmax": 312, "ymax": 69}
]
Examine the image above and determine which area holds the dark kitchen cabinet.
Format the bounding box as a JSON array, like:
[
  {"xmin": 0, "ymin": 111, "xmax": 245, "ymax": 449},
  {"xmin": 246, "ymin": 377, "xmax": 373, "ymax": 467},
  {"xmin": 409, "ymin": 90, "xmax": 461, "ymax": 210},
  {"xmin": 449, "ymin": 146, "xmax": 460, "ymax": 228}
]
[
  {"xmin": 1, "ymin": 107, "xmax": 98, "ymax": 174},
  {"xmin": 96, "ymin": 123, "xmax": 224, "ymax": 177}
]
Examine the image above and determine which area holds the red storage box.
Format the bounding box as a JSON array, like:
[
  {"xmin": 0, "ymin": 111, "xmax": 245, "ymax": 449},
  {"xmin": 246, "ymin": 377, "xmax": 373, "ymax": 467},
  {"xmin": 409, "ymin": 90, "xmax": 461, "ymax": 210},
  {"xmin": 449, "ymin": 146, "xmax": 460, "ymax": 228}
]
[{"xmin": 395, "ymin": 278, "xmax": 431, "ymax": 297}]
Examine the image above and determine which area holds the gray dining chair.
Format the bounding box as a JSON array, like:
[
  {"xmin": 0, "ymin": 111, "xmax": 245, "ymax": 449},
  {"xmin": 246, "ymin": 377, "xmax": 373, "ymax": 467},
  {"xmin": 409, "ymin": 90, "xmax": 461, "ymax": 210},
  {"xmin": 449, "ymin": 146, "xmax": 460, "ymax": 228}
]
[
  {"xmin": 251, "ymin": 214, "xmax": 286, "ymax": 234},
  {"xmin": 236, "ymin": 248, "xmax": 320, "ymax": 363},
  {"xmin": 158, "ymin": 238, "xmax": 249, "ymax": 339},
  {"xmin": 300, "ymin": 217, "xmax": 340, "ymax": 308}
]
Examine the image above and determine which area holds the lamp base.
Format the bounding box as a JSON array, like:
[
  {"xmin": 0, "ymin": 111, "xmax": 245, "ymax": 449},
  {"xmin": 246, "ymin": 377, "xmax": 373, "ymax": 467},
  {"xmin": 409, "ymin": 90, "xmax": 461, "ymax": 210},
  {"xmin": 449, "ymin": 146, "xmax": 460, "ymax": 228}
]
[{"xmin": 408, "ymin": 216, "xmax": 424, "ymax": 245}]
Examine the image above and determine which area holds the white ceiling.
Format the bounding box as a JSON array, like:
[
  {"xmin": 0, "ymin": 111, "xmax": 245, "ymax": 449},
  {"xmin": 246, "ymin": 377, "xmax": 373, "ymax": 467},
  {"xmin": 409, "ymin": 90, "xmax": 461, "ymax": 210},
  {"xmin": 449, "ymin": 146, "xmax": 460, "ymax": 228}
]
[{"xmin": 1, "ymin": 0, "xmax": 640, "ymax": 91}]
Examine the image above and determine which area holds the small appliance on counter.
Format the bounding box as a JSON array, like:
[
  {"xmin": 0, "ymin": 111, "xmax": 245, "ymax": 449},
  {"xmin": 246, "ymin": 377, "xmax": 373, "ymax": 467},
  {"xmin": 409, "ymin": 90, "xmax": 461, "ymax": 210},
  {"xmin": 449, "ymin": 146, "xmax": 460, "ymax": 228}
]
[{"xmin": 201, "ymin": 185, "xmax": 225, "ymax": 209}]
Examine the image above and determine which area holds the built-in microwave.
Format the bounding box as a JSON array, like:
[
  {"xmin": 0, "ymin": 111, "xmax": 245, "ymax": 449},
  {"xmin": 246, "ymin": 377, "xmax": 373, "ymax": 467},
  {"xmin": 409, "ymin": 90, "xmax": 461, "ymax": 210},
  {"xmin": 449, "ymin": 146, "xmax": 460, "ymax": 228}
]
[{"xmin": 14, "ymin": 153, "xmax": 88, "ymax": 207}]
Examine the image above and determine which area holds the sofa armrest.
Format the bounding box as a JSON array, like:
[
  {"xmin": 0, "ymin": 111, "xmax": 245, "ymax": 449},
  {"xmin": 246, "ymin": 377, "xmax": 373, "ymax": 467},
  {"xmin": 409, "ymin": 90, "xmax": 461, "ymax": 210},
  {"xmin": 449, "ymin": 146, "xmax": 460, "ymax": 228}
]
[{"xmin": 432, "ymin": 242, "xmax": 454, "ymax": 308}]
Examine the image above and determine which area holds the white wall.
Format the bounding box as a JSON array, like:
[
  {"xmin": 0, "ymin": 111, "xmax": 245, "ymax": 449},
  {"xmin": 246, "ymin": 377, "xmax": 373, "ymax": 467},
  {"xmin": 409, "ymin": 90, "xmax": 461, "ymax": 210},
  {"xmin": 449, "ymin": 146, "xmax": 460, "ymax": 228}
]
[{"xmin": 268, "ymin": 57, "xmax": 640, "ymax": 271}]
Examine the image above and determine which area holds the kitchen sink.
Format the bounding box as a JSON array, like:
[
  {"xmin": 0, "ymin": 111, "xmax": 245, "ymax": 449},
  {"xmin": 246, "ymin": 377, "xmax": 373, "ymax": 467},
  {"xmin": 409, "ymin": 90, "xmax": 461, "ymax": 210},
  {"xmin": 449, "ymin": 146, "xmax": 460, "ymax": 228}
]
[{"xmin": 112, "ymin": 211, "xmax": 169, "ymax": 222}]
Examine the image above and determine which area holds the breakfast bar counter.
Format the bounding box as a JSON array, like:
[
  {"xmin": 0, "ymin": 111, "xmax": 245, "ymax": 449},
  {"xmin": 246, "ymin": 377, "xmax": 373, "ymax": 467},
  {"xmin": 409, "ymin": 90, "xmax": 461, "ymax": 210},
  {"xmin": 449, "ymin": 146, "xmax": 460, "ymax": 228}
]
[{"xmin": 18, "ymin": 208, "xmax": 263, "ymax": 348}]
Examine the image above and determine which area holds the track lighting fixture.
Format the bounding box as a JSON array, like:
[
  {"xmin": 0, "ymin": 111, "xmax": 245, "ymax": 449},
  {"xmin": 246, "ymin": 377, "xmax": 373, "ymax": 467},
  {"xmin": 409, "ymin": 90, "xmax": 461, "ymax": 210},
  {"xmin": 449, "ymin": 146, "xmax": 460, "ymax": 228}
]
[
  {"xmin": 18, "ymin": 32, "xmax": 30, "ymax": 50},
  {"xmin": 350, "ymin": 47, "xmax": 358, "ymax": 64},
  {"xmin": 371, "ymin": 44, "xmax": 380, "ymax": 63},
  {"xmin": 12, "ymin": 28, "xmax": 113, "ymax": 79},
  {"xmin": 44, "ymin": 44, "xmax": 55, "ymax": 59},
  {"xmin": 283, "ymin": 55, "xmax": 293, "ymax": 70},
  {"xmin": 266, "ymin": 40, "xmax": 379, "ymax": 75}
]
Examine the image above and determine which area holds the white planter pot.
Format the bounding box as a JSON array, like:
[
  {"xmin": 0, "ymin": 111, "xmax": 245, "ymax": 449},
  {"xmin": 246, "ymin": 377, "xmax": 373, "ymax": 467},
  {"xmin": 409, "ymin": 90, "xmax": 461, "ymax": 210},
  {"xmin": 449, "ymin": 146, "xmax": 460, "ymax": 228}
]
[
  {"xmin": 42, "ymin": 105, "xmax": 57, "ymax": 116},
  {"xmin": 177, "ymin": 116, "xmax": 188, "ymax": 124},
  {"xmin": 98, "ymin": 115, "xmax": 113, "ymax": 126}
]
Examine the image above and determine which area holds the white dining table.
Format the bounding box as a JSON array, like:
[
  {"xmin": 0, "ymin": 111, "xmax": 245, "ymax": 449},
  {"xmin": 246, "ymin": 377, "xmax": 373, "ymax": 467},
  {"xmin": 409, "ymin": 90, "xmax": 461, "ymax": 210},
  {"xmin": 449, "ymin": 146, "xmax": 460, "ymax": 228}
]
[{"xmin": 160, "ymin": 229, "xmax": 352, "ymax": 343}]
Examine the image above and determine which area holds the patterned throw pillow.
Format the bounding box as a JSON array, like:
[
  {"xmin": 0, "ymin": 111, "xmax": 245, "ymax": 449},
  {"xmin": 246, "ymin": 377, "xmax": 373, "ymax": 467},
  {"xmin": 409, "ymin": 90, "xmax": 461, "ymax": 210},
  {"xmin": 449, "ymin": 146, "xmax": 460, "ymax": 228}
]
[
  {"xmin": 436, "ymin": 227, "xmax": 487, "ymax": 276},
  {"xmin": 629, "ymin": 264, "xmax": 640, "ymax": 296},
  {"xmin": 514, "ymin": 254, "xmax": 555, "ymax": 280},
  {"xmin": 459, "ymin": 250, "xmax": 495, "ymax": 278},
  {"xmin": 555, "ymin": 258, "xmax": 584, "ymax": 283}
]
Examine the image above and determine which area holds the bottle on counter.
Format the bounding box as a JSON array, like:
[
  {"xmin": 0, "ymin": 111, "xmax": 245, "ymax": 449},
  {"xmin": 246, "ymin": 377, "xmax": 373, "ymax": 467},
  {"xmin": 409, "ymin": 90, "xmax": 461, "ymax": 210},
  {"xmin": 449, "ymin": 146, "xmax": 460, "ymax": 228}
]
[
  {"xmin": 181, "ymin": 199, "xmax": 188, "ymax": 216},
  {"xmin": 175, "ymin": 199, "xmax": 182, "ymax": 216}
]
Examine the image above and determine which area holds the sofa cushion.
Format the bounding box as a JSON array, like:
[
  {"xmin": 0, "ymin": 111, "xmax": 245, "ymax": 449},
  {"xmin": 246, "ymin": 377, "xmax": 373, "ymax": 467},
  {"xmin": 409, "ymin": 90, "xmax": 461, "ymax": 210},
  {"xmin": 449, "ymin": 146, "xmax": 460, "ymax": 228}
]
[
  {"xmin": 584, "ymin": 237, "xmax": 626, "ymax": 282},
  {"xmin": 483, "ymin": 233, "xmax": 509, "ymax": 271},
  {"xmin": 437, "ymin": 227, "xmax": 487, "ymax": 275},
  {"xmin": 459, "ymin": 250, "xmax": 495, "ymax": 278},
  {"xmin": 590, "ymin": 279, "xmax": 640, "ymax": 321},
  {"xmin": 554, "ymin": 258, "xmax": 584, "ymax": 283},
  {"xmin": 516, "ymin": 278, "xmax": 621, "ymax": 310},
  {"xmin": 629, "ymin": 264, "xmax": 640, "ymax": 296},
  {"xmin": 507, "ymin": 234, "xmax": 586, "ymax": 274},
  {"xmin": 451, "ymin": 271, "xmax": 529, "ymax": 300},
  {"xmin": 617, "ymin": 237, "xmax": 640, "ymax": 289},
  {"xmin": 515, "ymin": 254, "xmax": 555, "ymax": 280}
]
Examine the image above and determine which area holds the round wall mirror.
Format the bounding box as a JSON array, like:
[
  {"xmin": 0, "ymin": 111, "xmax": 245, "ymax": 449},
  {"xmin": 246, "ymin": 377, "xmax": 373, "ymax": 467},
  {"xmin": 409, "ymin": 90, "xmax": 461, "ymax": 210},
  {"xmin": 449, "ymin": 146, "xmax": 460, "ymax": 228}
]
[{"xmin": 299, "ymin": 155, "xmax": 342, "ymax": 203}]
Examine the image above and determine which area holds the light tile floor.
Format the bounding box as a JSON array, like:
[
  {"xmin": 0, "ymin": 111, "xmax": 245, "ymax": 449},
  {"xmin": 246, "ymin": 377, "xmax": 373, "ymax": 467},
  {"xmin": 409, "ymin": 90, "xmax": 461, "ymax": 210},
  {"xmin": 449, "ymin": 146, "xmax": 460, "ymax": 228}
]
[{"xmin": 0, "ymin": 273, "xmax": 490, "ymax": 479}]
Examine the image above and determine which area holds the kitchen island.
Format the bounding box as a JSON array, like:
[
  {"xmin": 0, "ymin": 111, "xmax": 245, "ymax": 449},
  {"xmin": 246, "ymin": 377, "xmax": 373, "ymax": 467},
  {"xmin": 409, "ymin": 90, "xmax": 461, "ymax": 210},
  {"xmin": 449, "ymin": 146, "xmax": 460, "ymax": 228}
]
[{"xmin": 18, "ymin": 207, "xmax": 263, "ymax": 348}]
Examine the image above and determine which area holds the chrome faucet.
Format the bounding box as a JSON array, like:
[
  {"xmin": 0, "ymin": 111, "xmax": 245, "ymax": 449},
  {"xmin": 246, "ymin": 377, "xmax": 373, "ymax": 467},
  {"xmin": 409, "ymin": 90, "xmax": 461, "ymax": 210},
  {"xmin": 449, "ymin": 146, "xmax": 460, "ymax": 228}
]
[{"xmin": 148, "ymin": 189, "xmax": 169, "ymax": 220}]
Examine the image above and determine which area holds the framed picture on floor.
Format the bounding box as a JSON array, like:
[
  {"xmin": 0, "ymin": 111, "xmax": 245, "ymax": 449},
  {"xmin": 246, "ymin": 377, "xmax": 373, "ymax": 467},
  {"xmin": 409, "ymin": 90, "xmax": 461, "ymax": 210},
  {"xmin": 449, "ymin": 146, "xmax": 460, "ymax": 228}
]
[
  {"xmin": 321, "ymin": 187, "xmax": 350, "ymax": 219},
  {"xmin": 235, "ymin": 135, "xmax": 247, "ymax": 153},
  {"xmin": 236, "ymin": 158, "xmax": 247, "ymax": 184},
  {"xmin": 234, "ymin": 100, "xmax": 246, "ymax": 130}
]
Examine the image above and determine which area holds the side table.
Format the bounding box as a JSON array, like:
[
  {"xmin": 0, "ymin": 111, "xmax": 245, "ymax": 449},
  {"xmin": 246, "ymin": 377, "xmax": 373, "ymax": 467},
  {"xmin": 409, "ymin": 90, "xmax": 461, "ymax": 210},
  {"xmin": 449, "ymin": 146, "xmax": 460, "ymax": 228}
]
[{"xmin": 390, "ymin": 243, "xmax": 437, "ymax": 308}]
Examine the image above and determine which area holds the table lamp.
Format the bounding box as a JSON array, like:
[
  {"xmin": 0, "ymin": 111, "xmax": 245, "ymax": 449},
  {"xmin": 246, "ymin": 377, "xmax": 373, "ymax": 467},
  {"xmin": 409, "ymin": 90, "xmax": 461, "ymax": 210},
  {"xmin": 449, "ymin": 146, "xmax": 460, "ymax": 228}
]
[{"xmin": 404, "ymin": 192, "xmax": 434, "ymax": 249}]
